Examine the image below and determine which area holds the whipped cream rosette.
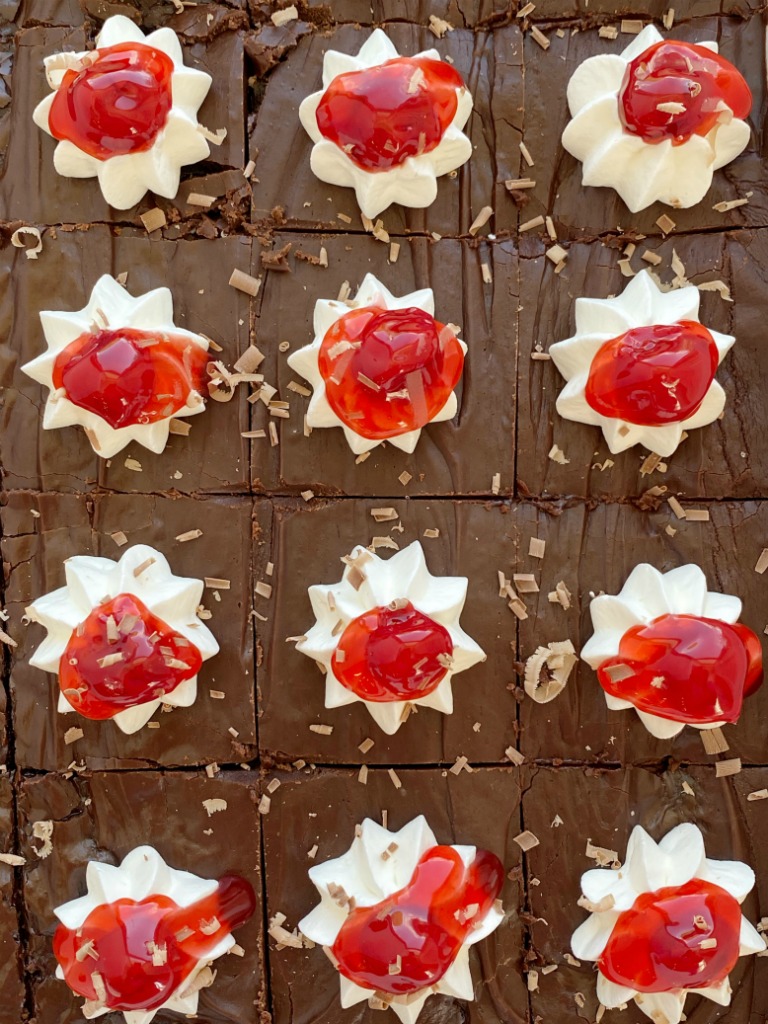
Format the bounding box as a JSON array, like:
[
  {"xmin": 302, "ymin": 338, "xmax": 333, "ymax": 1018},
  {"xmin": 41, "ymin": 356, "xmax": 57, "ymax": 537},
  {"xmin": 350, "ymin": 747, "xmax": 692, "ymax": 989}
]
[
  {"xmin": 53, "ymin": 846, "xmax": 255, "ymax": 1024},
  {"xmin": 22, "ymin": 274, "xmax": 210, "ymax": 459},
  {"xmin": 572, "ymin": 823, "xmax": 765, "ymax": 1023},
  {"xmin": 298, "ymin": 29, "xmax": 473, "ymax": 218},
  {"xmin": 287, "ymin": 273, "xmax": 466, "ymax": 455},
  {"xmin": 26, "ymin": 544, "xmax": 219, "ymax": 735},
  {"xmin": 562, "ymin": 25, "xmax": 752, "ymax": 212},
  {"xmin": 549, "ymin": 270, "xmax": 734, "ymax": 458},
  {"xmin": 581, "ymin": 563, "xmax": 763, "ymax": 740},
  {"xmin": 300, "ymin": 816, "xmax": 504, "ymax": 1024},
  {"xmin": 295, "ymin": 541, "xmax": 485, "ymax": 735},
  {"xmin": 32, "ymin": 15, "xmax": 212, "ymax": 209}
]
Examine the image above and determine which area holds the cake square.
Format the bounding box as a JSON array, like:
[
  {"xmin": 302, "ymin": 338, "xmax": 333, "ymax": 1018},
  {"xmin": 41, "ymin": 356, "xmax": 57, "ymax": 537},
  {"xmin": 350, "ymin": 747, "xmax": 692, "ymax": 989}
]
[
  {"xmin": 0, "ymin": 22, "xmax": 246, "ymax": 224},
  {"xmin": 0, "ymin": 225, "xmax": 254, "ymax": 495},
  {"xmin": 261, "ymin": 764, "xmax": 529, "ymax": 1024},
  {"xmin": 522, "ymin": 765, "xmax": 768, "ymax": 1021},
  {"xmin": 0, "ymin": 776, "xmax": 25, "ymax": 1024},
  {"xmin": 250, "ymin": 22, "xmax": 523, "ymax": 238},
  {"xmin": 2, "ymin": 490, "xmax": 257, "ymax": 770},
  {"xmin": 254, "ymin": 497, "xmax": 520, "ymax": 765},
  {"xmin": 252, "ymin": 233, "xmax": 518, "ymax": 497},
  {"xmin": 520, "ymin": 14, "xmax": 767, "ymax": 239},
  {"xmin": 518, "ymin": 230, "xmax": 768, "ymax": 500},
  {"xmin": 516, "ymin": 499, "xmax": 768, "ymax": 765},
  {"xmin": 16, "ymin": 768, "xmax": 264, "ymax": 1024}
]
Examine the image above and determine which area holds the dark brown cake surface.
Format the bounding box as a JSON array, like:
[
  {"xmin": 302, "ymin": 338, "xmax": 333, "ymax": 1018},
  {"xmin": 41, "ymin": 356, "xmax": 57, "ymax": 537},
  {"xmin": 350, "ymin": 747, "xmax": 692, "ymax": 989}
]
[{"xmin": 0, "ymin": 777, "xmax": 24, "ymax": 1024}]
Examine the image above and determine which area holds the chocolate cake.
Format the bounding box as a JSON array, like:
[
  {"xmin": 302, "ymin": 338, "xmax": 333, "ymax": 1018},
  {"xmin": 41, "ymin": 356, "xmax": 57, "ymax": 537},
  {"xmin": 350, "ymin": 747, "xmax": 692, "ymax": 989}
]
[{"xmin": 0, "ymin": 2, "xmax": 767, "ymax": 1024}]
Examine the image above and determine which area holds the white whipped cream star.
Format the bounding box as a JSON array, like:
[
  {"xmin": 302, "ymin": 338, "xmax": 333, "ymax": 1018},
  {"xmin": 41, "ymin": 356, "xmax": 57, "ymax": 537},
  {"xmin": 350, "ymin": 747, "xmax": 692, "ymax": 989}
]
[
  {"xmin": 296, "ymin": 541, "xmax": 485, "ymax": 735},
  {"xmin": 572, "ymin": 823, "xmax": 765, "ymax": 1023},
  {"xmin": 287, "ymin": 273, "xmax": 465, "ymax": 455},
  {"xmin": 581, "ymin": 563, "xmax": 743, "ymax": 739},
  {"xmin": 26, "ymin": 544, "xmax": 219, "ymax": 734},
  {"xmin": 561, "ymin": 25, "xmax": 750, "ymax": 212},
  {"xmin": 299, "ymin": 29, "xmax": 473, "ymax": 218},
  {"xmin": 300, "ymin": 816, "xmax": 504, "ymax": 1024},
  {"xmin": 549, "ymin": 270, "xmax": 734, "ymax": 457},
  {"xmin": 54, "ymin": 846, "xmax": 236, "ymax": 1024},
  {"xmin": 33, "ymin": 15, "xmax": 212, "ymax": 209},
  {"xmin": 22, "ymin": 273, "xmax": 209, "ymax": 459}
]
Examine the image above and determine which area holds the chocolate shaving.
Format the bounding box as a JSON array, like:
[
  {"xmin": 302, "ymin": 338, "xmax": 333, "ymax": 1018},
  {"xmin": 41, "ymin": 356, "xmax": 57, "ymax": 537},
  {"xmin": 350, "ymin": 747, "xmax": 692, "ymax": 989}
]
[{"xmin": 524, "ymin": 641, "xmax": 577, "ymax": 703}]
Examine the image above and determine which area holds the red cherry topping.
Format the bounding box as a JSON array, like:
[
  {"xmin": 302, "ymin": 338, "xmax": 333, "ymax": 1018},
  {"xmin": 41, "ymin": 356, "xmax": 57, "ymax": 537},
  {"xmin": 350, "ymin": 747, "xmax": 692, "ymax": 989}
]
[
  {"xmin": 585, "ymin": 321, "xmax": 718, "ymax": 427},
  {"xmin": 619, "ymin": 40, "xmax": 752, "ymax": 146},
  {"xmin": 48, "ymin": 42, "xmax": 174, "ymax": 160},
  {"xmin": 331, "ymin": 600, "xmax": 453, "ymax": 703},
  {"xmin": 59, "ymin": 593, "xmax": 203, "ymax": 721},
  {"xmin": 598, "ymin": 613, "xmax": 763, "ymax": 725},
  {"xmin": 332, "ymin": 845, "xmax": 503, "ymax": 994},
  {"xmin": 318, "ymin": 306, "xmax": 464, "ymax": 440},
  {"xmin": 52, "ymin": 327, "xmax": 209, "ymax": 431},
  {"xmin": 600, "ymin": 879, "xmax": 741, "ymax": 992},
  {"xmin": 316, "ymin": 56, "xmax": 464, "ymax": 172},
  {"xmin": 54, "ymin": 875, "xmax": 255, "ymax": 1011}
]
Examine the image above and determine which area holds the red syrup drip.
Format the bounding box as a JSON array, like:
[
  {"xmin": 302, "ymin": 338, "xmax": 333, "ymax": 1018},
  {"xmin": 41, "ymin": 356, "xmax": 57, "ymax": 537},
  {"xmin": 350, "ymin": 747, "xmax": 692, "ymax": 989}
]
[
  {"xmin": 59, "ymin": 593, "xmax": 203, "ymax": 721},
  {"xmin": 332, "ymin": 845, "xmax": 503, "ymax": 995},
  {"xmin": 52, "ymin": 327, "xmax": 209, "ymax": 430},
  {"xmin": 619, "ymin": 40, "xmax": 752, "ymax": 146},
  {"xmin": 54, "ymin": 875, "xmax": 256, "ymax": 1012},
  {"xmin": 48, "ymin": 42, "xmax": 174, "ymax": 160},
  {"xmin": 600, "ymin": 879, "xmax": 741, "ymax": 992},
  {"xmin": 331, "ymin": 600, "xmax": 453, "ymax": 702},
  {"xmin": 585, "ymin": 321, "xmax": 718, "ymax": 427},
  {"xmin": 316, "ymin": 56, "xmax": 464, "ymax": 172},
  {"xmin": 318, "ymin": 306, "xmax": 464, "ymax": 440},
  {"xmin": 598, "ymin": 613, "xmax": 763, "ymax": 725}
]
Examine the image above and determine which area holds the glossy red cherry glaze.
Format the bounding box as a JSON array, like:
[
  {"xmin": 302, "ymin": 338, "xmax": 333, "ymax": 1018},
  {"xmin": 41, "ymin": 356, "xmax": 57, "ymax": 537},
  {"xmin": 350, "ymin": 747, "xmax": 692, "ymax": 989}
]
[
  {"xmin": 53, "ymin": 327, "xmax": 209, "ymax": 430},
  {"xmin": 600, "ymin": 879, "xmax": 741, "ymax": 992},
  {"xmin": 585, "ymin": 321, "xmax": 718, "ymax": 426},
  {"xmin": 49, "ymin": 42, "xmax": 174, "ymax": 160},
  {"xmin": 59, "ymin": 593, "xmax": 202, "ymax": 720},
  {"xmin": 598, "ymin": 613, "xmax": 763, "ymax": 724},
  {"xmin": 332, "ymin": 845, "xmax": 503, "ymax": 994},
  {"xmin": 318, "ymin": 306, "xmax": 463, "ymax": 439},
  {"xmin": 316, "ymin": 56, "xmax": 463, "ymax": 172},
  {"xmin": 331, "ymin": 600, "xmax": 453, "ymax": 702},
  {"xmin": 619, "ymin": 40, "xmax": 752, "ymax": 146},
  {"xmin": 54, "ymin": 875, "xmax": 255, "ymax": 1011}
]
